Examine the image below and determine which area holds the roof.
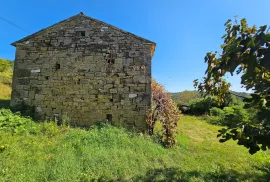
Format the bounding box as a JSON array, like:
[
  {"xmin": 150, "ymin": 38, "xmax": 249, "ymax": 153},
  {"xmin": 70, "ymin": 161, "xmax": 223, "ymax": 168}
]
[{"xmin": 11, "ymin": 12, "xmax": 156, "ymax": 48}]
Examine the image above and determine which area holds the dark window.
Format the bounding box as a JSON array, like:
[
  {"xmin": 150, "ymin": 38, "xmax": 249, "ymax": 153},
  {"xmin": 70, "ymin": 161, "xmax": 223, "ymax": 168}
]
[
  {"xmin": 106, "ymin": 114, "xmax": 112, "ymax": 123},
  {"xmin": 107, "ymin": 59, "xmax": 115, "ymax": 64},
  {"xmin": 124, "ymin": 52, "xmax": 129, "ymax": 58},
  {"xmin": 45, "ymin": 76, "xmax": 49, "ymax": 80},
  {"xmin": 55, "ymin": 63, "xmax": 60, "ymax": 70},
  {"xmin": 76, "ymin": 31, "xmax": 86, "ymax": 37}
]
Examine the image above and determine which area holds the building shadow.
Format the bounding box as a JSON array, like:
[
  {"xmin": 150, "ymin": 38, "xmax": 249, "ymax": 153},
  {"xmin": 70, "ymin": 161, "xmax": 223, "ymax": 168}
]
[{"xmin": 0, "ymin": 100, "xmax": 10, "ymax": 109}]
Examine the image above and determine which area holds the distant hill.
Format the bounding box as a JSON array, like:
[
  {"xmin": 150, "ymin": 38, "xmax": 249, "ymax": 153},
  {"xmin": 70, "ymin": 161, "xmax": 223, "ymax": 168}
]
[
  {"xmin": 170, "ymin": 91, "xmax": 201, "ymax": 105},
  {"xmin": 230, "ymin": 91, "xmax": 250, "ymax": 100},
  {"xmin": 170, "ymin": 90, "xmax": 250, "ymax": 105}
]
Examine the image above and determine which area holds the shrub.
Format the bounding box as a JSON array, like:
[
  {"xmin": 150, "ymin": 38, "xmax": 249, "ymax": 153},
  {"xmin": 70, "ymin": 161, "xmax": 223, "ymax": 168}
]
[
  {"xmin": 208, "ymin": 106, "xmax": 250, "ymax": 127},
  {"xmin": 0, "ymin": 109, "xmax": 70, "ymax": 136},
  {"xmin": 0, "ymin": 109, "xmax": 37, "ymax": 134},
  {"xmin": 188, "ymin": 97, "xmax": 219, "ymax": 115},
  {"xmin": 226, "ymin": 94, "xmax": 245, "ymax": 107},
  {"xmin": 209, "ymin": 107, "xmax": 224, "ymax": 117},
  {"xmin": 186, "ymin": 93, "xmax": 245, "ymax": 116},
  {"xmin": 224, "ymin": 106, "xmax": 250, "ymax": 125},
  {"xmin": 147, "ymin": 79, "xmax": 180, "ymax": 147}
]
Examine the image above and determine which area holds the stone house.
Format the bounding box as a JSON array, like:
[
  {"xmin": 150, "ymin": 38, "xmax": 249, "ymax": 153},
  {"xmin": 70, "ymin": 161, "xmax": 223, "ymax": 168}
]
[{"xmin": 10, "ymin": 12, "xmax": 156, "ymax": 130}]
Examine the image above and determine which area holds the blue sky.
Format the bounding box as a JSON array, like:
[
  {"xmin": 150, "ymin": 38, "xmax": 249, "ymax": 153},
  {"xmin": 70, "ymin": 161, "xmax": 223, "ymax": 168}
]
[{"xmin": 1, "ymin": 0, "xmax": 269, "ymax": 92}]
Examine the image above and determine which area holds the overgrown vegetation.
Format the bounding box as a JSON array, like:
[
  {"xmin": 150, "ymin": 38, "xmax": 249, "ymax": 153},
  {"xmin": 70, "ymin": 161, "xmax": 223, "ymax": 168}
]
[
  {"xmin": 188, "ymin": 96, "xmax": 219, "ymax": 115},
  {"xmin": 0, "ymin": 109, "xmax": 36, "ymax": 134},
  {"xmin": 1, "ymin": 109, "xmax": 270, "ymax": 181},
  {"xmin": 0, "ymin": 58, "xmax": 13, "ymax": 101},
  {"xmin": 208, "ymin": 106, "xmax": 250, "ymax": 126},
  {"xmin": 194, "ymin": 18, "xmax": 270, "ymax": 154},
  {"xmin": 175, "ymin": 91, "xmax": 258, "ymax": 130},
  {"xmin": 147, "ymin": 80, "xmax": 180, "ymax": 147},
  {"xmin": 0, "ymin": 83, "xmax": 11, "ymax": 101}
]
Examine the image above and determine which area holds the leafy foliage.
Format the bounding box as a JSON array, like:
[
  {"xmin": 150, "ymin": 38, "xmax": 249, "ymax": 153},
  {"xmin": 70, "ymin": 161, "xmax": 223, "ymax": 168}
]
[
  {"xmin": 188, "ymin": 97, "xmax": 219, "ymax": 115},
  {"xmin": 208, "ymin": 106, "xmax": 250, "ymax": 126},
  {"xmin": 0, "ymin": 58, "xmax": 13, "ymax": 100},
  {"xmin": 0, "ymin": 109, "xmax": 71, "ymax": 136},
  {"xmin": 0, "ymin": 109, "xmax": 36, "ymax": 134},
  {"xmin": 147, "ymin": 79, "xmax": 180, "ymax": 147},
  {"xmin": 187, "ymin": 94, "xmax": 243, "ymax": 115},
  {"xmin": 0, "ymin": 59, "xmax": 12, "ymax": 85},
  {"xmin": 194, "ymin": 18, "xmax": 270, "ymax": 154}
]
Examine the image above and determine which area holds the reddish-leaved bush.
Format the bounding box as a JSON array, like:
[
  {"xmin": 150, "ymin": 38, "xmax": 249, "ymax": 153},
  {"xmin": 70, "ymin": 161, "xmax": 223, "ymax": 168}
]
[{"xmin": 147, "ymin": 79, "xmax": 180, "ymax": 147}]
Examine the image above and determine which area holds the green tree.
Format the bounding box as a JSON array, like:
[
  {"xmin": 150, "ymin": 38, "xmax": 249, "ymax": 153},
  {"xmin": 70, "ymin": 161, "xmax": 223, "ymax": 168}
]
[
  {"xmin": 188, "ymin": 97, "xmax": 219, "ymax": 115},
  {"xmin": 194, "ymin": 18, "xmax": 270, "ymax": 154}
]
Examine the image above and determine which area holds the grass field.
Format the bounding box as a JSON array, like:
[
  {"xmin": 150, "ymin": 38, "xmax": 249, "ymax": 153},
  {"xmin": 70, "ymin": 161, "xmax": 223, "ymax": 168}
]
[
  {"xmin": 0, "ymin": 69, "xmax": 269, "ymax": 181},
  {"xmin": 0, "ymin": 111, "xmax": 269, "ymax": 181}
]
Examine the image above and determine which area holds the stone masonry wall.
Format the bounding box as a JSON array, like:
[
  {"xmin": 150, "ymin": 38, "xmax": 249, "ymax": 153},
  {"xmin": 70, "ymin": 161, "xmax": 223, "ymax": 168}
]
[{"xmin": 11, "ymin": 14, "xmax": 154, "ymax": 130}]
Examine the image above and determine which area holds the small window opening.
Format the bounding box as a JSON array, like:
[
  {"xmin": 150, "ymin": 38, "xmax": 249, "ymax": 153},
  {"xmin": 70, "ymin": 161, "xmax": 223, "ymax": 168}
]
[
  {"xmin": 107, "ymin": 59, "xmax": 115, "ymax": 64},
  {"xmin": 106, "ymin": 114, "xmax": 112, "ymax": 123},
  {"xmin": 45, "ymin": 76, "xmax": 49, "ymax": 80},
  {"xmin": 110, "ymin": 99, "xmax": 113, "ymax": 102},
  {"xmin": 124, "ymin": 52, "xmax": 129, "ymax": 58},
  {"xmin": 55, "ymin": 63, "xmax": 60, "ymax": 70},
  {"xmin": 95, "ymin": 95, "xmax": 98, "ymax": 99},
  {"xmin": 78, "ymin": 79, "xmax": 81, "ymax": 84},
  {"xmin": 76, "ymin": 31, "xmax": 86, "ymax": 37}
]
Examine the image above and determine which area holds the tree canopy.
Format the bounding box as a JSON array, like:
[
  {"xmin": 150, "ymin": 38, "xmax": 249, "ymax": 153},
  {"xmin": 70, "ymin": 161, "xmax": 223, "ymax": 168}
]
[{"xmin": 194, "ymin": 18, "xmax": 270, "ymax": 154}]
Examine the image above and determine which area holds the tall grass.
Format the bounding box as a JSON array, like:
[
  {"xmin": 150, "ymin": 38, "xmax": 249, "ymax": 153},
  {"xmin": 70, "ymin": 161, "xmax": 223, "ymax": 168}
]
[{"xmin": 0, "ymin": 110, "xmax": 270, "ymax": 181}]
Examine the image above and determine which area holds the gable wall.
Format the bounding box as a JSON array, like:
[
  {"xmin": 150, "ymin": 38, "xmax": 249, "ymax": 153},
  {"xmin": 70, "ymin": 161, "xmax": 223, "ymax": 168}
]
[{"xmin": 11, "ymin": 15, "xmax": 153, "ymax": 129}]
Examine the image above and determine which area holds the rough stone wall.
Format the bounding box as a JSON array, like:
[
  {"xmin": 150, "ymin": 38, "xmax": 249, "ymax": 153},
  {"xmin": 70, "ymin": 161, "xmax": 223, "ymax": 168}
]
[{"xmin": 11, "ymin": 14, "xmax": 154, "ymax": 130}]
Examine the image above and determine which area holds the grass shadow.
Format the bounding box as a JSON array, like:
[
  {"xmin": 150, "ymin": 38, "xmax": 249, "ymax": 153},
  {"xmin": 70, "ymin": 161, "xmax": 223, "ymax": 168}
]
[
  {"xmin": 129, "ymin": 167, "xmax": 270, "ymax": 182},
  {"xmin": 95, "ymin": 167, "xmax": 270, "ymax": 182},
  {"xmin": 0, "ymin": 100, "xmax": 10, "ymax": 109}
]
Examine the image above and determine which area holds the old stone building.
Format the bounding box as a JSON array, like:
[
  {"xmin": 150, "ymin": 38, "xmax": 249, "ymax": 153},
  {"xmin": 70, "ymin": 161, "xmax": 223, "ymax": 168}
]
[{"xmin": 10, "ymin": 12, "xmax": 156, "ymax": 130}]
